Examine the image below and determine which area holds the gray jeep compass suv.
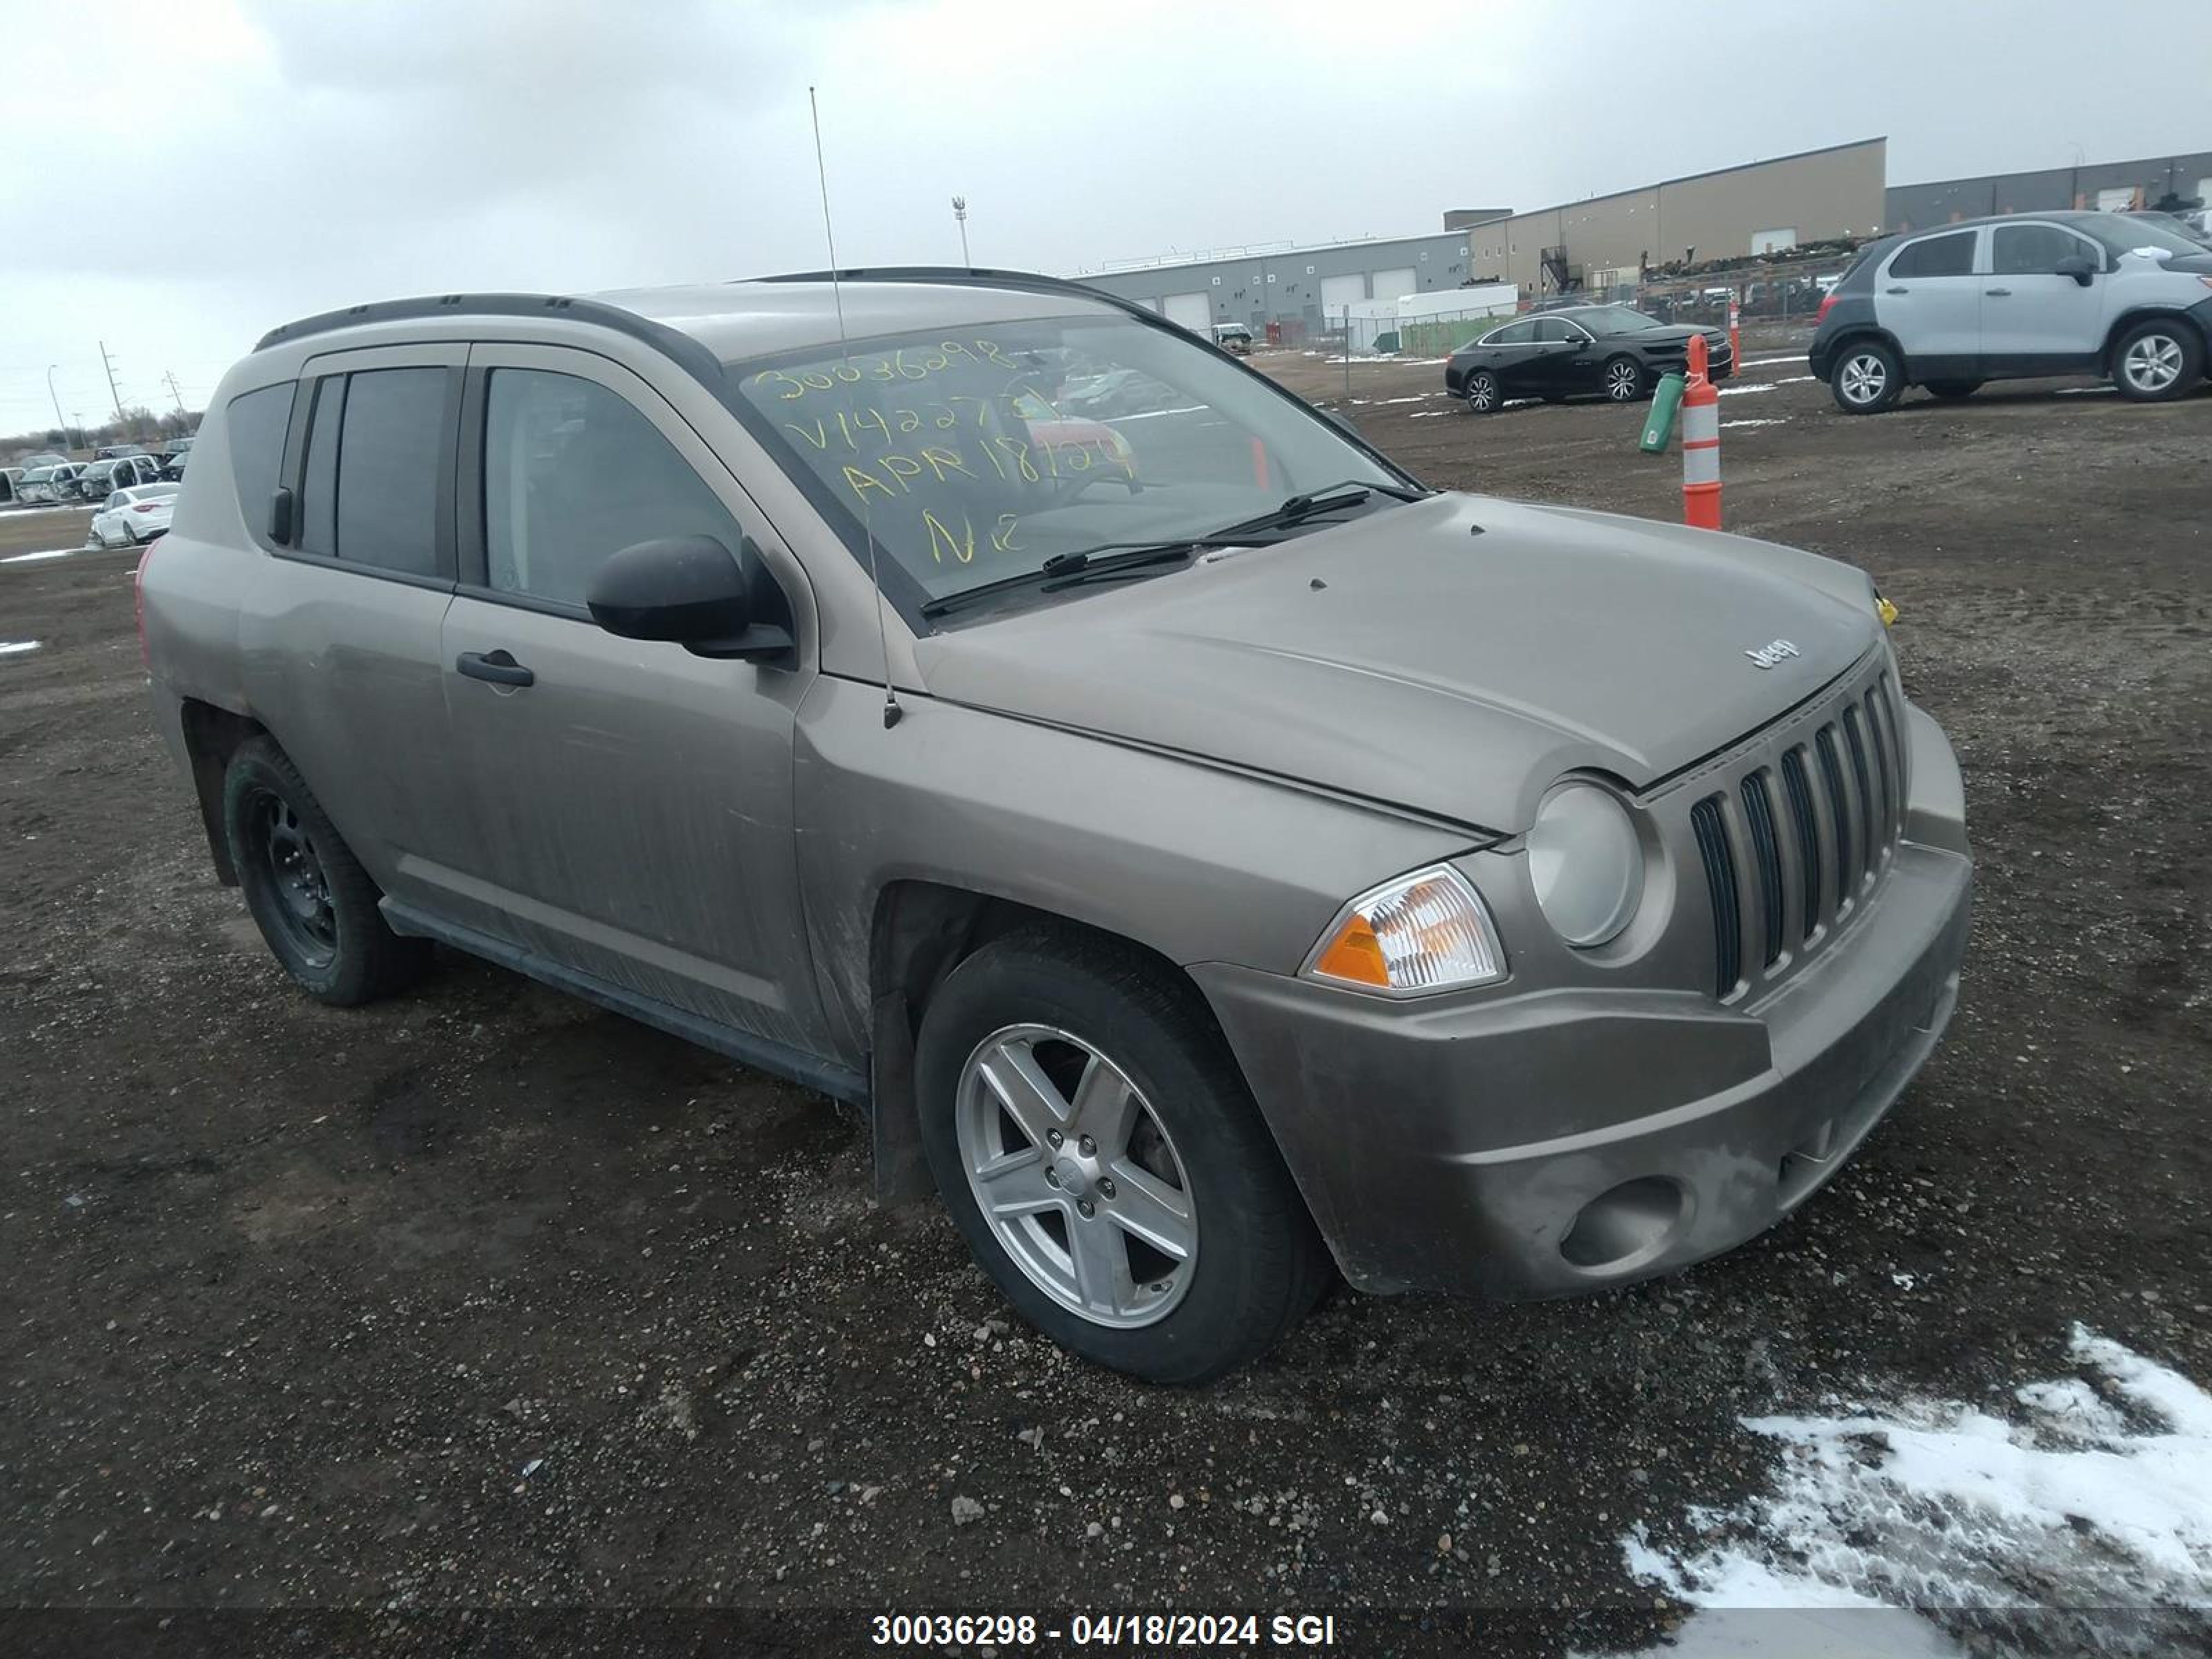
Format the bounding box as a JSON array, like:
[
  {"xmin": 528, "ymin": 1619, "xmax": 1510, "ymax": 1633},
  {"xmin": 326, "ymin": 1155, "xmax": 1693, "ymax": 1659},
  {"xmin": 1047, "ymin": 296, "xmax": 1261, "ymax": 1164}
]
[{"xmin": 140, "ymin": 269, "xmax": 1972, "ymax": 1381}]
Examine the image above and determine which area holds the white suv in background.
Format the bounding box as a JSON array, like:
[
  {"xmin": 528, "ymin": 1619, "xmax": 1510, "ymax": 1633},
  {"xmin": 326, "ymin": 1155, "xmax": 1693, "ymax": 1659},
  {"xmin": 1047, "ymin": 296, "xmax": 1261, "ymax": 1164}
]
[{"xmin": 1809, "ymin": 210, "xmax": 2212, "ymax": 411}]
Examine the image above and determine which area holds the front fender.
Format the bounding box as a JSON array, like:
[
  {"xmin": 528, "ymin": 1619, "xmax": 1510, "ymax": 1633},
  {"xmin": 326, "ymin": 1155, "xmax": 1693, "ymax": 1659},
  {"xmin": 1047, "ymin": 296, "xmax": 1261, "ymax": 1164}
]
[{"xmin": 791, "ymin": 675, "xmax": 1485, "ymax": 1056}]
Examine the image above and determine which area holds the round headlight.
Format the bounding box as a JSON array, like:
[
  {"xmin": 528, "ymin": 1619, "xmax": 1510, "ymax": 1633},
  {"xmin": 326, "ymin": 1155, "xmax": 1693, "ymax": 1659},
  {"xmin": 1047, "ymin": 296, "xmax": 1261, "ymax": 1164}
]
[{"xmin": 1528, "ymin": 783, "xmax": 1643, "ymax": 948}]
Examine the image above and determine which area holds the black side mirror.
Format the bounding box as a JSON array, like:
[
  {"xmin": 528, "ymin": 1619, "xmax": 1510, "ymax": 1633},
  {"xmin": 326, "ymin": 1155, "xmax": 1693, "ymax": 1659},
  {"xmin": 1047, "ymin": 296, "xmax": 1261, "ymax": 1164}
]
[
  {"xmin": 587, "ymin": 534, "xmax": 793, "ymax": 664},
  {"xmin": 2054, "ymin": 252, "xmax": 2097, "ymax": 286}
]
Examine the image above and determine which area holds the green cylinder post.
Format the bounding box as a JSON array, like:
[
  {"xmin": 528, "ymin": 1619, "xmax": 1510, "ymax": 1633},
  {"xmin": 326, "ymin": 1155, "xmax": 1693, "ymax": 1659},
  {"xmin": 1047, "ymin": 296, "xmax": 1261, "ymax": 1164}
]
[{"xmin": 1640, "ymin": 372, "xmax": 1686, "ymax": 453}]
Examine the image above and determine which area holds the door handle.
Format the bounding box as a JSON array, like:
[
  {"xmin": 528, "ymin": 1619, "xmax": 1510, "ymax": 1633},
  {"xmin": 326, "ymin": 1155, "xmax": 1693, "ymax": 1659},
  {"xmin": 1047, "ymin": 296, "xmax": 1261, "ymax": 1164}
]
[
  {"xmin": 1884, "ymin": 285, "xmax": 1908, "ymax": 294},
  {"xmin": 456, "ymin": 648, "xmax": 534, "ymax": 688},
  {"xmin": 1985, "ymin": 287, "xmax": 2012, "ymax": 297}
]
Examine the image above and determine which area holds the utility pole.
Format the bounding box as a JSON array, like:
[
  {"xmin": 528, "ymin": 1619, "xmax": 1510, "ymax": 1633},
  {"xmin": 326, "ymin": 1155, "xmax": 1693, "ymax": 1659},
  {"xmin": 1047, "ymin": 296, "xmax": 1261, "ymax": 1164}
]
[
  {"xmin": 951, "ymin": 196, "xmax": 971, "ymax": 266},
  {"xmin": 46, "ymin": 364, "xmax": 66, "ymax": 441},
  {"xmin": 163, "ymin": 370, "xmax": 186, "ymax": 418},
  {"xmin": 99, "ymin": 340, "xmax": 126, "ymax": 424}
]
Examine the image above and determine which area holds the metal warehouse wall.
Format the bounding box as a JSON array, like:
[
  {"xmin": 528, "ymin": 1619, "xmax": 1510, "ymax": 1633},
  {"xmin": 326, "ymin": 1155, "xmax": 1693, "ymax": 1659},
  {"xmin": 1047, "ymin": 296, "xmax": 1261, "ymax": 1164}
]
[
  {"xmin": 1886, "ymin": 151, "xmax": 2212, "ymax": 229},
  {"xmin": 1074, "ymin": 233, "xmax": 1476, "ymax": 331},
  {"xmin": 1465, "ymin": 138, "xmax": 1887, "ymax": 295}
]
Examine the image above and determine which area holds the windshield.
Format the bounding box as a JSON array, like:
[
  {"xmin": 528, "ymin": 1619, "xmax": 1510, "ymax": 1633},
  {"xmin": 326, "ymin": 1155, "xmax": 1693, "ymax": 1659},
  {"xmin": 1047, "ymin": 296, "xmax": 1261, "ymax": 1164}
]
[
  {"xmin": 729, "ymin": 312, "xmax": 1404, "ymax": 617},
  {"xmin": 130, "ymin": 485, "xmax": 180, "ymax": 501},
  {"xmin": 2081, "ymin": 212, "xmax": 2204, "ymax": 258},
  {"xmin": 1575, "ymin": 307, "xmax": 1665, "ymax": 336}
]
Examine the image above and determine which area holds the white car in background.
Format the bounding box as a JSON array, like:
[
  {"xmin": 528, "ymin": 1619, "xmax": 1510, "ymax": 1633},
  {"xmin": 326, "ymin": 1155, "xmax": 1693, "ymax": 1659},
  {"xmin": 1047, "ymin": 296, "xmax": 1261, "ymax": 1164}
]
[{"xmin": 87, "ymin": 482, "xmax": 180, "ymax": 547}]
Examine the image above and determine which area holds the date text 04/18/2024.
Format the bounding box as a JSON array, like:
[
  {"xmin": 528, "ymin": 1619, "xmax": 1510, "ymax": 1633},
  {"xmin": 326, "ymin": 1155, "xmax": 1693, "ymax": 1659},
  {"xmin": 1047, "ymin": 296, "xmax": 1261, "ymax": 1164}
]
[{"xmin": 870, "ymin": 1612, "xmax": 1340, "ymax": 1648}]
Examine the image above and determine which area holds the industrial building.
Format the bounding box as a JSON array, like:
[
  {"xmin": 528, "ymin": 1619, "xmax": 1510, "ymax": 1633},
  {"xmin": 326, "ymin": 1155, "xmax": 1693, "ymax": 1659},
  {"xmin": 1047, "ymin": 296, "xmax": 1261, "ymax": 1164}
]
[
  {"xmin": 1076, "ymin": 232, "xmax": 1482, "ymax": 339},
  {"xmin": 1884, "ymin": 150, "xmax": 2212, "ymax": 229},
  {"xmin": 1458, "ymin": 138, "xmax": 1888, "ymax": 295},
  {"xmin": 1073, "ymin": 136, "xmax": 2212, "ymax": 335}
]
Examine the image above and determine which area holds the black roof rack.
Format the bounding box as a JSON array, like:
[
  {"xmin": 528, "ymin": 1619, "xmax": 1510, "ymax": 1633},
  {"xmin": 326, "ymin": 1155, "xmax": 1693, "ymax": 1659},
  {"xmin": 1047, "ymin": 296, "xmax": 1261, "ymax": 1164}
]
[{"xmin": 252, "ymin": 291, "xmax": 725, "ymax": 383}]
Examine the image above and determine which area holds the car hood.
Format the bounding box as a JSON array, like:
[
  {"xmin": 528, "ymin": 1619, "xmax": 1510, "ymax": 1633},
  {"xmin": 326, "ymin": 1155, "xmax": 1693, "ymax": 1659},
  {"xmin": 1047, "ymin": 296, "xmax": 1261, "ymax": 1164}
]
[{"xmin": 912, "ymin": 494, "xmax": 1884, "ymax": 834}]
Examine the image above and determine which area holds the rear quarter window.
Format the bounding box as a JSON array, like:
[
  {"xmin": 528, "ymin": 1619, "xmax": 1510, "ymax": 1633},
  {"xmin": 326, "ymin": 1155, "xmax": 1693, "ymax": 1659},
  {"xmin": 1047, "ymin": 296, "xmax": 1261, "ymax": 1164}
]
[{"xmin": 224, "ymin": 382, "xmax": 297, "ymax": 538}]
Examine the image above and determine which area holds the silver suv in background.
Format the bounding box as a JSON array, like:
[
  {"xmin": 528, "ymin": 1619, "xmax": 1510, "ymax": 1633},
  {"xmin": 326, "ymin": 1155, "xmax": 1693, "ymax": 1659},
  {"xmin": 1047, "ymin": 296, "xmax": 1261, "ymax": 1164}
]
[
  {"xmin": 1810, "ymin": 210, "xmax": 2212, "ymax": 411},
  {"xmin": 140, "ymin": 271, "xmax": 1971, "ymax": 1381}
]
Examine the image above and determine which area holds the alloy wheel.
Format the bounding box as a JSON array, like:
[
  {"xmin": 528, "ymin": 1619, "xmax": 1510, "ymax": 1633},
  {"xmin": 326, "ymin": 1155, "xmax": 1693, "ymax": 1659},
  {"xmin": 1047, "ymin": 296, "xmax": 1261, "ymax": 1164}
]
[
  {"xmin": 956, "ymin": 1024, "xmax": 1197, "ymax": 1329},
  {"xmin": 1606, "ymin": 362, "xmax": 1640, "ymax": 400},
  {"xmin": 1840, "ymin": 352, "xmax": 1888, "ymax": 405},
  {"xmin": 2122, "ymin": 333, "xmax": 2183, "ymax": 393},
  {"xmin": 1467, "ymin": 374, "xmax": 1497, "ymax": 411}
]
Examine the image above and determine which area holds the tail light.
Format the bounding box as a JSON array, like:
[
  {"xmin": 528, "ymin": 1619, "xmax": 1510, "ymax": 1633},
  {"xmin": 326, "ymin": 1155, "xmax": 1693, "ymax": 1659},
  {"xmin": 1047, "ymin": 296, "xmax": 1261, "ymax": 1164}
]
[
  {"xmin": 1815, "ymin": 292, "xmax": 1838, "ymax": 324},
  {"xmin": 131, "ymin": 503, "xmax": 162, "ymax": 513},
  {"xmin": 133, "ymin": 543, "xmax": 156, "ymax": 669}
]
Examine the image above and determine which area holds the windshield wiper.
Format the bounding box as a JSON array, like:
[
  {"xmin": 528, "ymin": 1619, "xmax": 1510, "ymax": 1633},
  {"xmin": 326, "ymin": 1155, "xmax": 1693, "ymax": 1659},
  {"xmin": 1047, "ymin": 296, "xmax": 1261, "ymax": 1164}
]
[
  {"xmin": 1208, "ymin": 476, "xmax": 1432, "ymax": 541},
  {"xmin": 918, "ymin": 536, "xmax": 1264, "ymax": 619}
]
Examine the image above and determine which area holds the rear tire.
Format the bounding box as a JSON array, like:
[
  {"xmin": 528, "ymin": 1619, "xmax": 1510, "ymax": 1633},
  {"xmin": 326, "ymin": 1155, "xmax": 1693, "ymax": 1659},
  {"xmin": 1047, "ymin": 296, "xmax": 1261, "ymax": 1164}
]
[
  {"xmin": 1463, "ymin": 368, "xmax": 1500, "ymax": 413},
  {"xmin": 222, "ymin": 738, "xmax": 431, "ymax": 1006},
  {"xmin": 1924, "ymin": 379, "xmax": 1981, "ymax": 400},
  {"xmin": 1830, "ymin": 339, "xmax": 1902, "ymax": 413},
  {"xmin": 915, "ymin": 930, "xmax": 1331, "ymax": 1383},
  {"xmin": 2110, "ymin": 318, "xmax": 2202, "ymax": 402}
]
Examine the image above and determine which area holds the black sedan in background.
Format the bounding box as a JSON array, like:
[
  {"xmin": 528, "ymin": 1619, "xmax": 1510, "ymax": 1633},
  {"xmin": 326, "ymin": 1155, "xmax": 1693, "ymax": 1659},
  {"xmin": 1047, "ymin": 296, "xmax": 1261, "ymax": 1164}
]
[{"xmin": 1444, "ymin": 305, "xmax": 1732, "ymax": 412}]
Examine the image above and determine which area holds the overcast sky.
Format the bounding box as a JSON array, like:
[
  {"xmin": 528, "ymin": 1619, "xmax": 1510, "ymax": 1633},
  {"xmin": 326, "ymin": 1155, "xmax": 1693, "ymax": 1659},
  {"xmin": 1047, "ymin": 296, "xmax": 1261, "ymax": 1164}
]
[{"xmin": 3, "ymin": 0, "xmax": 2208, "ymax": 435}]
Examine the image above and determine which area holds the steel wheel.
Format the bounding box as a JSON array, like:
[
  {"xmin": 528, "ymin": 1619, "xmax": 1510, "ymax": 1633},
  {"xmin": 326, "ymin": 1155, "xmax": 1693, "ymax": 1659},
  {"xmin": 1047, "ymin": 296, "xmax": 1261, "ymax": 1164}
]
[
  {"xmin": 1839, "ymin": 350, "xmax": 1889, "ymax": 406},
  {"xmin": 1465, "ymin": 371, "xmax": 1499, "ymax": 413},
  {"xmin": 1604, "ymin": 358, "xmax": 1642, "ymax": 400},
  {"xmin": 956, "ymin": 1023, "xmax": 1197, "ymax": 1329},
  {"xmin": 2121, "ymin": 332, "xmax": 2184, "ymax": 394},
  {"xmin": 247, "ymin": 789, "xmax": 337, "ymax": 968}
]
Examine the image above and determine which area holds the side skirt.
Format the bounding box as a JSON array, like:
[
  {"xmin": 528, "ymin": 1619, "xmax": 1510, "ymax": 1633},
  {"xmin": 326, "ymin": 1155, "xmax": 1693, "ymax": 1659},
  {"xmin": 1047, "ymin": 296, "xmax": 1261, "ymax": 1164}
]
[{"xmin": 381, "ymin": 898, "xmax": 871, "ymax": 1106}]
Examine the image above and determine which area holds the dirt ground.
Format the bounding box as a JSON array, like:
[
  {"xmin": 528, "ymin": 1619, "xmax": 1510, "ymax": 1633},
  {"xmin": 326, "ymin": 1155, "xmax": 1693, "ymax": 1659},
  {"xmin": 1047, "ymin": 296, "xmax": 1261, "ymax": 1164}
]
[{"xmin": 3, "ymin": 339, "xmax": 2209, "ymax": 1651}]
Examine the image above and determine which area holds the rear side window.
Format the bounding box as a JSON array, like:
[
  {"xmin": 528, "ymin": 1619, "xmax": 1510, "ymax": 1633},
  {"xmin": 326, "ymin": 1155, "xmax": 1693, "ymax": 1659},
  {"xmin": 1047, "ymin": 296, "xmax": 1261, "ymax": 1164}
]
[
  {"xmin": 333, "ymin": 368, "xmax": 445, "ymax": 577},
  {"xmin": 1890, "ymin": 231, "xmax": 1977, "ymax": 279},
  {"xmin": 224, "ymin": 382, "xmax": 294, "ymax": 534},
  {"xmin": 1488, "ymin": 321, "xmax": 1535, "ymax": 345},
  {"xmin": 481, "ymin": 368, "xmax": 743, "ymax": 609},
  {"xmin": 1993, "ymin": 224, "xmax": 2092, "ymax": 275}
]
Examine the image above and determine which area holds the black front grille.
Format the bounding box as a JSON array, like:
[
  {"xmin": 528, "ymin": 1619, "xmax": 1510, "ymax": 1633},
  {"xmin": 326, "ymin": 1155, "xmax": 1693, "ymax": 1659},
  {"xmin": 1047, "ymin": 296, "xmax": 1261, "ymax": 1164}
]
[
  {"xmin": 1740, "ymin": 774, "xmax": 1785, "ymax": 966},
  {"xmin": 1689, "ymin": 664, "xmax": 1909, "ymax": 1002},
  {"xmin": 1779, "ymin": 748, "xmax": 1821, "ymax": 941},
  {"xmin": 1815, "ymin": 727, "xmax": 1853, "ymax": 891},
  {"xmin": 1691, "ymin": 797, "xmax": 1741, "ymax": 999}
]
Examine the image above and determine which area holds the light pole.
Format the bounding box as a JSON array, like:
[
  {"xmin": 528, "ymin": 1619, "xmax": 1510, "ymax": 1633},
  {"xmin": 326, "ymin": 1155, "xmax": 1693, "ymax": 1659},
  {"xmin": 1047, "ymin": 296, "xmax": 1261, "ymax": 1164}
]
[
  {"xmin": 951, "ymin": 196, "xmax": 970, "ymax": 266},
  {"xmin": 46, "ymin": 364, "xmax": 66, "ymax": 442}
]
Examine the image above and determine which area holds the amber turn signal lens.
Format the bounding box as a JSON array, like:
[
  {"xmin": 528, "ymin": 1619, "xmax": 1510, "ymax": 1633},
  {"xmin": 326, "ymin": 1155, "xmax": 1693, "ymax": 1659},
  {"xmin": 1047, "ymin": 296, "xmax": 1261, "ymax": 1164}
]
[{"xmin": 1304, "ymin": 866, "xmax": 1507, "ymax": 996}]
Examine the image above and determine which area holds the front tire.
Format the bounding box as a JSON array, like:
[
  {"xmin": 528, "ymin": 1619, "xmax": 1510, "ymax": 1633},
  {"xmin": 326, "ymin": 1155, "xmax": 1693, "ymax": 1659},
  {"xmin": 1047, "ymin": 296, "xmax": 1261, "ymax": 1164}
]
[
  {"xmin": 915, "ymin": 932, "xmax": 1331, "ymax": 1383},
  {"xmin": 1463, "ymin": 368, "xmax": 1500, "ymax": 413},
  {"xmin": 2110, "ymin": 318, "xmax": 2202, "ymax": 402},
  {"xmin": 222, "ymin": 738, "xmax": 430, "ymax": 1006},
  {"xmin": 1831, "ymin": 340, "xmax": 1903, "ymax": 413},
  {"xmin": 1602, "ymin": 355, "xmax": 1646, "ymax": 402}
]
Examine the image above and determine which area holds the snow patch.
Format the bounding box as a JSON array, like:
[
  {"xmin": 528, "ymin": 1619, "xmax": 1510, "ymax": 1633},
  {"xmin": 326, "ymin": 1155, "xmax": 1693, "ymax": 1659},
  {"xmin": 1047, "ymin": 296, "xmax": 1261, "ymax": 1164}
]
[
  {"xmin": 1740, "ymin": 353, "xmax": 1810, "ymax": 368},
  {"xmin": 1721, "ymin": 418, "xmax": 1790, "ymax": 429},
  {"xmin": 0, "ymin": 640, "xmax": 42, "ymax": 655},
  {"xmin": 1, "ymin": 547, "xmax": 82, "ymax": 563},
  {"xmin": 1719, "ymin": 376, "xmax": 1816, "ymax": 396},
  {"xmin": 1620, "ymin": 1327, "xmax": 2212, "ymax": 1655}
]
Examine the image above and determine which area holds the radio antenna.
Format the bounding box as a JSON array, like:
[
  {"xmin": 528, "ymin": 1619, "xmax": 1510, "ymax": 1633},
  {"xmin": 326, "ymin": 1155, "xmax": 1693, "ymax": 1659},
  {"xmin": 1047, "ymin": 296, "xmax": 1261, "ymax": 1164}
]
[{"xmin": 809, "ymin": 84, "xmax": 902, "ymax": 730}]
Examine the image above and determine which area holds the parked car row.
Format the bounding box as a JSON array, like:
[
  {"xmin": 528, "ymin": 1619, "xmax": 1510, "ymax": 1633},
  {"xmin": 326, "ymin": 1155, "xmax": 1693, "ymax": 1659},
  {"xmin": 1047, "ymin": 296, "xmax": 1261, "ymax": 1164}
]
[{"xmin": 5, "ymin": 441, "xmax": 192, "ymax": 505}]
